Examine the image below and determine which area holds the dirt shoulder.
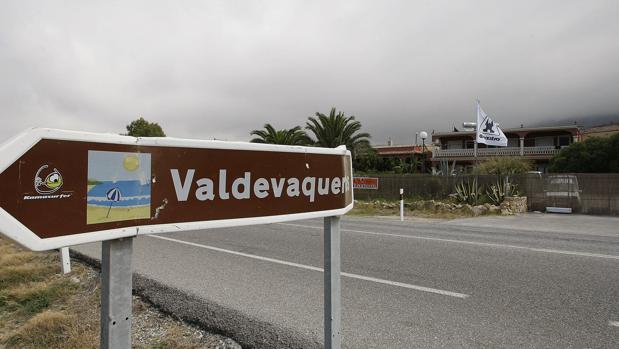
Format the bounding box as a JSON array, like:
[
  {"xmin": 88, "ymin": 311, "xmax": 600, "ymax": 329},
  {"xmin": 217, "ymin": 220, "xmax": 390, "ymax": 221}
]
[{"xmin": 0, "ymin": 237, "xmax": 241, "ymax": 349}]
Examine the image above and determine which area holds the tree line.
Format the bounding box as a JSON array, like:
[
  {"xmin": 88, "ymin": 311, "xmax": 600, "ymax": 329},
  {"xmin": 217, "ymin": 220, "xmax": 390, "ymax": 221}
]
[
  {"xmin": 549, "ymin": 133, "xmax": 619, "ymax": 173},
  {"xmin": 125, "ymin": 108, "xmax": 371, "ymax": 157},
  {"xmin": 124, "ymin": 116, "xmax": 619, "ymax": 174},
  {"xmin": 249, "ymin": 107, "xmax": 370, "ymax": 158}
]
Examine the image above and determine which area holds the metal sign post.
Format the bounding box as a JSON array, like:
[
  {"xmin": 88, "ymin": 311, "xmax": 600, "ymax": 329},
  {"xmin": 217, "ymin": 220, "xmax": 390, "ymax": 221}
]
[
  {"xmin": 101, "ymin": 238, "xmax": 134, "ymax": 349},
  {"xmin": 324, "ymin": 216, "xmax": 341, "ymax": 349}
]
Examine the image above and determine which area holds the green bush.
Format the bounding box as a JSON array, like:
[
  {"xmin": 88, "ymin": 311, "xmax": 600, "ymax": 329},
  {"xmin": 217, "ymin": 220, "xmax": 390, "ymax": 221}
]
[
  {"xmin": 550, "ymin": 134, "xmax": 619, "ymax": 173},
  {"xmin": 126, "ymin": 117, "xmax": 166, "ymax": 137},
  {"xmin": 475, "ymin": 157, "xmax": 532, "ymax": 176}
]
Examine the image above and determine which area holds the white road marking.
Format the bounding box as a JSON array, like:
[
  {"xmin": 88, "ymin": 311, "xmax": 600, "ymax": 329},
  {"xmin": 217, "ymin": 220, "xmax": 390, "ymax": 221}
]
[
  {"xmin": 338, "ymin": 272, "xmax": 468, "ymax": 298},
  {"xmin": 276, "ymin": 223, "xmax": 619, "ymax": 260},
  {"xmin": 610, "ymin": 320, "xmax": 619, "ymax": 327},
  {"xmin": 148, "ymin": 234, "xmax": 470, "ymax": 299}
]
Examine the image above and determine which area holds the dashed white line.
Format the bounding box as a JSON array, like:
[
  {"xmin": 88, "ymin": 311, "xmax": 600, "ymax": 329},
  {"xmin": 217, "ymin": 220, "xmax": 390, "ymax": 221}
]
[
  {"xmin": 148, "ymin": 234, "xmax": 469, "ymax": 299},
  {"xmin": 276, "ymin": 223, "xmax": 619, "ymax": 260}
]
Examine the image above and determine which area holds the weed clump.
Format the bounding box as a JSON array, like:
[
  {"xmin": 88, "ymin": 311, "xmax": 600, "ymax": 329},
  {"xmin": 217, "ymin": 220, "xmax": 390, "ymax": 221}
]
[
  {"xmin": 1, "ymin": 280, "xmax": 79, "ymax": 316},
  {"xmin": 4, "ymin": 311, "xmax": 73, "ymax": 349}
]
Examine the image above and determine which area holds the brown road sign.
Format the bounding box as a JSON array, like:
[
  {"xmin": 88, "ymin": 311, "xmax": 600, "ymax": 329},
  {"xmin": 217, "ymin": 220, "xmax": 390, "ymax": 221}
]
[{"xmin": 0, "ymin": 129, "xmax": 353, "ymax": 251}]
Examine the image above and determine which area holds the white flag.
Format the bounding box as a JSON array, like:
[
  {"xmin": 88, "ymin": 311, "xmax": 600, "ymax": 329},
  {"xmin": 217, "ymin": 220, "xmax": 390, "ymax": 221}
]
[{"xmin": 476, "ymin": 101, "xmax": 507, "ymax": 147}]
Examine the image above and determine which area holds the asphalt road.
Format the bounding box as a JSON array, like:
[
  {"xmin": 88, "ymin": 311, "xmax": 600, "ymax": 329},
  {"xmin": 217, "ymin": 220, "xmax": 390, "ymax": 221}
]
[{"xmin": 74, "ymin": 214, "xmax": 619, "ymax": 348}]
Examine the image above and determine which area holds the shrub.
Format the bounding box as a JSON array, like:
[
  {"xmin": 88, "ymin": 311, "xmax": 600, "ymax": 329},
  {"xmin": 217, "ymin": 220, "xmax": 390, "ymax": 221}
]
[
  {"xmin": 549, "ymin": 134, "xmax": 619, "ymax": 173},
  {"xmin": 126, "ymin": 117, "xmax": 165, "ymax": 137},
  {"xmin": 475, "ymin": 157, "xmax": 532, "ymax": 176}
]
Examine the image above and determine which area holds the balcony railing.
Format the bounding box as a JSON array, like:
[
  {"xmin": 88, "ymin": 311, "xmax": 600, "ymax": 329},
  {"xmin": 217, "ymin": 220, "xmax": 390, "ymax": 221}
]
[{"xmin": 432, "ymin": 146, "xmax": 559, "ymax": 158}]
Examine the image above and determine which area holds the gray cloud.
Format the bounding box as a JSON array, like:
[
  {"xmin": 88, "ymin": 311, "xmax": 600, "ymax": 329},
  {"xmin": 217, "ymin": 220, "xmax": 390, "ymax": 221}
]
[{"xmin": 1, "ymin": 0, "xmax": 618, "ymax": 145}]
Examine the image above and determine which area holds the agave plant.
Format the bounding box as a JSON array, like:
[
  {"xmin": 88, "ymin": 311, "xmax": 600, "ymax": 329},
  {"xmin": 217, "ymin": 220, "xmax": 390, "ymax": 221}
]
[
  {"xmin": 454, "ymin": 177, "xmax": 483, "ymax": 205},
  {"xmin": 432, "ymin": 160, "xmax": 457, "ymax": 176},
  {"xmin": 486, "ymin": 177, "xmax": 520, "ymax": 205}
]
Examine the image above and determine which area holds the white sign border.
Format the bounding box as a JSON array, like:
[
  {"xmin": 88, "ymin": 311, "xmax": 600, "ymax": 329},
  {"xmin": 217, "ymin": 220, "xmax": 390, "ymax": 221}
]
[{"xmin": 0, "ymin": 128, "xmax": 353, "ymax": 251}]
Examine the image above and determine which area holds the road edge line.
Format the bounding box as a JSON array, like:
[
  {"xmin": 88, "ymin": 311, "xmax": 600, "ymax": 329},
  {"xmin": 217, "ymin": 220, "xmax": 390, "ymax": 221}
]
[{"xmin": 150, "ymin": 235, "xmax": 470, "ymax": 299}]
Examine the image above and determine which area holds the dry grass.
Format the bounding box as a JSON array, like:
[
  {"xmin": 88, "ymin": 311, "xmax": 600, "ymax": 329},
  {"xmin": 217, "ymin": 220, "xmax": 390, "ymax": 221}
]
[
  {"xmin": 2, "ymin": 279, "xmax": 79, "ymax": 316},
  {"xmin": 0, "ymin": 261, "xmax": 57, "ymax": 289},
  {"xmin": 4, "ymin": 311, "xmax": 74, "ymax": 348},
  {"xmin": 0, "ymin": 248, "xmax": 36, "ymax": 267},
  {"xmin": 348, "ymin": 200, "xmax": 493, "ymax": 219},
  {"xmin": 0, "ymin": 237, "xmax": 239, "ymax": 348},
  {"xmin": 348, "ymin": 200, "xmax": 455, "ymax": 218}
]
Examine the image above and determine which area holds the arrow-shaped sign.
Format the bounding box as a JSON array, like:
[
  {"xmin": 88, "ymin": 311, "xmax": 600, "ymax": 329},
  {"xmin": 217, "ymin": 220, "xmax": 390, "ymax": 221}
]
[{"xmin": 0, "ymin": 128, "xmax": 353, "ymax": 251}]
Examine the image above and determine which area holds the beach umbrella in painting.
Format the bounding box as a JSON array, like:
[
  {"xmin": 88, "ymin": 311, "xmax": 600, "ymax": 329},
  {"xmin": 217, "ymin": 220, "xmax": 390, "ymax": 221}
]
[{"xmin": 105, "ymin": 187, "xmax": 122, "ymax": 218}]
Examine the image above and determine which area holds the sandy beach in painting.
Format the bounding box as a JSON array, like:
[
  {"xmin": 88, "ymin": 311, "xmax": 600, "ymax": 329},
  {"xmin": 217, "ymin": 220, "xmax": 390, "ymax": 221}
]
[
  {"xmin": 86, "ymin": 151, "xmax": 151, "ymax": 224},
  {"xmin": 86, "ymin": 205, "xmax": 150, "ymax": 225}
]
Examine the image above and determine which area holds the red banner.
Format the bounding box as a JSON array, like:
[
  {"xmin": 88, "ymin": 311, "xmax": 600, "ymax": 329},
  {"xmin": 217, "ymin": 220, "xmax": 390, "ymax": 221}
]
[{"xmin": 353, "ymin": 177, "xmax": 379, "ymax": 190}]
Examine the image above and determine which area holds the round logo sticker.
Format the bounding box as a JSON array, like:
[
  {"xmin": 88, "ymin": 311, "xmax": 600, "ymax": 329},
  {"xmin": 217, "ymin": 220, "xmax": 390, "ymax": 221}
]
[{"xmin": 34, "ymin": 165, "xmax": 64, "ymax": 194}]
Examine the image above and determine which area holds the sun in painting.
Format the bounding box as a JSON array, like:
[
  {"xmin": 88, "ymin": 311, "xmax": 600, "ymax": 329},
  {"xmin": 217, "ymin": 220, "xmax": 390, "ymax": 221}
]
[{"xmin": 123, "ymin": 154, "xmax": 140, "ymax": 172}]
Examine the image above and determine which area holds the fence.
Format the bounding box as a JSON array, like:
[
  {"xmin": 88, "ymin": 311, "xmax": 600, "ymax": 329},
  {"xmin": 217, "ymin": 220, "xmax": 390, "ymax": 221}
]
[{"xmin": 354, "ymin": 173, "xmax": 619, "ymax": 216}]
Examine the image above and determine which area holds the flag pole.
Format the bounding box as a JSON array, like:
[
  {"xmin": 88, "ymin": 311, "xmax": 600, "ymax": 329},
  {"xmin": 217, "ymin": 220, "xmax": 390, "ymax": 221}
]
[{"xmin": 474, "ymin": 100, "xmax": 479, "ymax": 159}]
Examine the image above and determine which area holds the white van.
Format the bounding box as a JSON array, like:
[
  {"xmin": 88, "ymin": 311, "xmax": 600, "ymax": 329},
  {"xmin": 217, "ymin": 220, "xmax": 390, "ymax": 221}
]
[{"xmin": 544, "ymin": 175, "xmax": 581, "ymax": 212}]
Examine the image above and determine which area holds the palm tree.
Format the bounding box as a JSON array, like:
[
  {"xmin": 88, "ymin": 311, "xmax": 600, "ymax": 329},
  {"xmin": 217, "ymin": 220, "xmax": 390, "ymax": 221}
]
[
  {"xmin": 305, "ymin": 107, "xmax": 371, "ymax": 157},
  {"xmin": 250, "ymin": 123, "xmax": 310, "ymax": 145}
]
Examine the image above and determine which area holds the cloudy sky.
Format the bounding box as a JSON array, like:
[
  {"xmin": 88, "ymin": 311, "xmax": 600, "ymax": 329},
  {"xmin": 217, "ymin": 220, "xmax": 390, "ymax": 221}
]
[{"xmin": 1, "ymin": 0, "xmax": 618, "ymax": 145}]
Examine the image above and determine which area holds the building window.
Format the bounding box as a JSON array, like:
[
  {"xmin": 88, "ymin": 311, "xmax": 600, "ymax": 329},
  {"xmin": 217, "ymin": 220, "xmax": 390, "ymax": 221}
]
[
  {"xmin": 535, "ymin": 136, "xmax": 554, "ymax": 147},
  {"xmin": 447, "ymin": 140, "xmax": 462, "ymax": 149},
  {"xmin": 557, "ymin": 135, "xmax": 571, "ymax": 147},
  {"xmin": 465, "ymin": 140, "xmax": 475, "ymax": 149}
]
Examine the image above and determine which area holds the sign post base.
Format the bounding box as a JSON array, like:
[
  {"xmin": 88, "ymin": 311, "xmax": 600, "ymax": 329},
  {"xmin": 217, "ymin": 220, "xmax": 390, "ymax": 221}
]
[
  {"xmin": 101, "ymin": 237, "xmax": 133, "ymax": 349},
  {"xmin": 324, "ymin": 216, "xmax": 342, "ymax": 349}
]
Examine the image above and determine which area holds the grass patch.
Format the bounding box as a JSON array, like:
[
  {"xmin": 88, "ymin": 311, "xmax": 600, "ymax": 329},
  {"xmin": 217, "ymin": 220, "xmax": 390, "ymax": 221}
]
[
  {"xmin": 4, "ymin": 311, "xmax": 73, "ymax": 349},
  {"xmin": 349, "ymin": 200, "xmax": 435, "ymax": 217},
  {"xmin": 1, "ymin": 280, "xmax": 79, "ymax": 316},
  {"xmin": 348, "ymin": 202, "xmax": 399, "ymax": 216},
  {"xmin": 0, "ymin": 237, "xmax": 92, "ymax": 348},
  {"xmin": 0, "ymin": 237, "xmax": 239, "ymax": 348},
  {"xmin": 0, "ymin": 243, "xmax": 58, "ymax": 290},
  {"xmin": 348, "ymin": 199, "xmax": 501, "ymax": 219},
  {"xmin": 0, "ymin": 263, "xmax": 58, "ymax": 289},
  {"xmin": 0, "ymin": 249, "xmax": 36, "ymax": 267}
]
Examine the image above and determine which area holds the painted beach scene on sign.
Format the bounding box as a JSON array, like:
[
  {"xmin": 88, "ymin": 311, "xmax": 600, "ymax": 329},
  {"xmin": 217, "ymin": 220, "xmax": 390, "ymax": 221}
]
[{"xmin": 87, "ymin": 150, "xmax": 151, "ymax": 224}]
